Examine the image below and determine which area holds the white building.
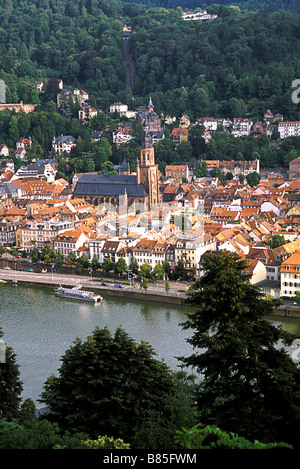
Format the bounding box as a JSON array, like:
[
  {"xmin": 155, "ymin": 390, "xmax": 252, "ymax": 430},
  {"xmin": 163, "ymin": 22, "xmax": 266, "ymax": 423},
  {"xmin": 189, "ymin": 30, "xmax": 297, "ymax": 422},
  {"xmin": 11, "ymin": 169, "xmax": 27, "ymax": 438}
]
[
  {"xmin": 52, "ymin": 135, "xmax": 76, "ymax": 154},
  {"xmin": 278, "ymin": 122, "xmax": 300, "ymax": 139},
  {"xmin": 110, "ymin": 102, "xmax": 128, "ymax": 116},
  {"xmin": 232, "ymin": 118, "xmax": 253, "ymax": 137},
  {"xmin": 280, "ymin": 252, "xmax": 300, "ymax": 297},
  {"xmin": 182, "ymin": 10, "xmax": 217, "ymax": 21}
]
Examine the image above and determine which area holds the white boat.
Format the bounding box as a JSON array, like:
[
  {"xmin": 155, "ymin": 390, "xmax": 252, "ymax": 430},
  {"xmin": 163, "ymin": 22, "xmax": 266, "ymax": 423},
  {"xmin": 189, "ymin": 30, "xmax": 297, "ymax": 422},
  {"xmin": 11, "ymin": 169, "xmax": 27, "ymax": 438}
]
[{"xmin": 55, "ymin": 285, "xmax": 103, "ymax": 302}]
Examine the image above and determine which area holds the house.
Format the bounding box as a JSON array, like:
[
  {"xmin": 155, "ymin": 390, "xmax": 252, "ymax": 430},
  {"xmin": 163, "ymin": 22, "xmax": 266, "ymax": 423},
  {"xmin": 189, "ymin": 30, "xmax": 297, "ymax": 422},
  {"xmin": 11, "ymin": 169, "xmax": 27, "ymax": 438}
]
[
  {"xmin": 280, "ymin": 252, "xmax": 300, "ymax": 297},
  {"xmin": 131, "ymin": 239, "xmax": 169, "ymax": 269},
  {"xmin": 289, "ymin": 156, "xmax": 300, "ymax": 179},
  {"xmin": 36, "ymin": 81, "xmax": 44, "ymax": 92},
  {"xmin": 175, "ymin": 238, "xmax": 201, "ymax": 274},
  {"xmin": 100, "ymin": 239, "xmax": 127, "ymax": 263},
  {"xmin": 171, "ymin": 127, "xmax": 188, "ymax": 145},
  {"xmin": 21, "ymin": 220, "xmax": 76, "ymax": 251},
  {"xmin": 57, "ymin": 88, "xmax": 88, "ymax": 107},
  {"xmin": 252, "ymin": 120, "xmax": 269, "ymax": 138},
  {"xmin": 78, "ymin": 104, "xmax": 98, "ymax": 121},
  {"xmin": 179, "ymin": 114, "xmax": 190, "ymax": 128},
  {"xmin": 0, "ymin": 217, "xmax": 24, "ymax": 245},
  {"xmin": 112, "ymin": 125, "xmax": 134, "ymax": 147},
  {"xmin": 52, "ymin": 135, "xmax": 76, "ymax": 154},
  {"xmin": 12, "ymin": 163, "xmax": 57, "ymax": 183},
  {"xmin": 263, "ymin": 110, "xmax": 274, "ymax": 122},
  {"xmin": 182, "ymin": 10, "xmax": 217, "ymax": 20},
  {"xmin": 110, "ymin": 102, "xmax": 128, "ymax": 115},
  {"xmin": 53, "ymin": 225, "xmax": 90, "ymax": 258},
  {"xmin": 0, "ymin": 145, "xmax": 9, "ymax": 157},
  {"xmin": 137, "ymin": 97, "xmax": 163, "ymax": 132},
  {"xmin": 232, "ymin": 118, "xmax": 253, "ymax": 137},
  {"xmin": 278, "ymin": 121, "xmax": 300, "ymax": 139},
  {"xmin": 244, "ymin": 258, "xmax": 267, "ymax": 285},
  {"xmin": 165, "ymin": 165, "xmax": 189, "ymax": 181},
  {"xmin": 197, "ymin": 117, "xmax": 218, "ymax": 131}
]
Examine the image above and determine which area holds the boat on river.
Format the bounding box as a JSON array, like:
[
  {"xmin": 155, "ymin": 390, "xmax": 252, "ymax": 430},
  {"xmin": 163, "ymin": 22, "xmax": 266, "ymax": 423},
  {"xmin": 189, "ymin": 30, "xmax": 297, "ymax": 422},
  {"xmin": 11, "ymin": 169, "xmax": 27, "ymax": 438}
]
[{"xmin": 55, "ymin": 283, "xmax": 102, "ymax": 302}]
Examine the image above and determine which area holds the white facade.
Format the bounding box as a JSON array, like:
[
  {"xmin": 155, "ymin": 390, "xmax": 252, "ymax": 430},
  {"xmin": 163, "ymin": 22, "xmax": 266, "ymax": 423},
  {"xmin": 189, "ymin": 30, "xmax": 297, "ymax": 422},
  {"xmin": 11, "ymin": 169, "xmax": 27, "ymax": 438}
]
[{"xmin": 278, "ymin": 122, "xmax": 300, "ymax": 139}]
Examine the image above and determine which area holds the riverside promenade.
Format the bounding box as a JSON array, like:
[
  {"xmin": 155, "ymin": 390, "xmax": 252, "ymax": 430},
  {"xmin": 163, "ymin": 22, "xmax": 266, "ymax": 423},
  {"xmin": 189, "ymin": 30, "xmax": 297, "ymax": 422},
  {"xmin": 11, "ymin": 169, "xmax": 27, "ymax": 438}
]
[
  {"xmin": 0, "ymin": 269, "xmax": 188, "ymax": 306},
  {"xmin": 1, "ymin": 268, "xmax": 300, "ymax": 316}
]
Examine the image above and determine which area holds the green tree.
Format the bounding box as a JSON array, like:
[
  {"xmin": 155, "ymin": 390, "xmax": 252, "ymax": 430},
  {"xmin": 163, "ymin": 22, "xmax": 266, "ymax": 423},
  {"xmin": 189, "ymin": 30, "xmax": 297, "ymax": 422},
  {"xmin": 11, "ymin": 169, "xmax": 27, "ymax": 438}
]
[
  {"xmin": 129, "ymin": 256, "xmax": 139, "ymax": 275},
  {"xmin": 246, "ymin": 171, "xmax": 261, "ymax": 187},
  {"xmin": 193, "ymin": 161, "xmax": 208, "ymax": 178},
  {"xmin": 77, "ymin": 254, "xmax": 89, "ymax": 269},
  {"xmin": 65, "ymin": 251, "xmax": 77, "ymax": 267},
  {"xmin": 175, "ymin": 424, "xmax": 292, "ymax": 450},
  {"xmin": 140, "ymin": 276, "xmax": 149, "ymax": 291},
  {"xmin": 268, "ymin": 234, "xmax": 286, "ymax": 249},
  {"xmin": 0, "ymin": 328, "xmax": 23, "ymax": 419},
  {"xmin": 140, "ymin": 262, "xmax": 152, "ymax": 279},
  {"xmin": 30, "ymin": 246, "xmax": 40, "ymax": 264},
  {"xmin": 165, "ymin": 277, "xmax": 170, "ymax": 294},
  {"xmin": 174, "ymin": 260, "xmax": 185, "ymax": 280},
  {"xmin": 40, "ymin": 326, "xmax": 179, "ymax": 444},
  {"xmin": 179, "ymin": 251, "xmax": 300, "ymax": 447},
  {"xmin": 114, "ymin": 257, "xmax": 127, "ymax": 277},
  {"xmin": 55, "ymin": 249, "xmax": 64, "ymax": 267},
  {"xmin": 40, "ymin": 243, "xmax": 55, "ymax": 265},
  {"xmin": 102, "ymin": 256, "xmax": 114, "ymax": 273},
  {"xmin": 91, "ymin": 255, "xmax": 100, "ymax": 271},
  {"xmin": 151, "ymin": 263, "xmax": 164, "ymax": 281}
]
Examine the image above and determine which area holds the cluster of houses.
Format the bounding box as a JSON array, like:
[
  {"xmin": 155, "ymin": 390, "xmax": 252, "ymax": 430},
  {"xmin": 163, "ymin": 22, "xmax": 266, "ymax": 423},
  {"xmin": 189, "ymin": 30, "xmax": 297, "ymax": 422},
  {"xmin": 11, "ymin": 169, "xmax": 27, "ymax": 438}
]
[
  {"xmin": 1, "ymin": 84, "xmax": 300, "ymax": 298},
  {"xmin": 1, "ymin": 155, "xmax": 300, "ymax": 300}
]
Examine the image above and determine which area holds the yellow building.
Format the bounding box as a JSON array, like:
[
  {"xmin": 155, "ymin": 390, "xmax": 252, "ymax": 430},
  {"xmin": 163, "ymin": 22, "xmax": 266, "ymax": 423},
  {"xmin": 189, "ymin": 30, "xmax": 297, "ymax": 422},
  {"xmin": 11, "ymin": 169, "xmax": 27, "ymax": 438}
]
[
  {"xmin": 15, "ymin": 226, "xmax": 23, "ymax": 248},
  {"xmin": 179, "ymin": 114, "xmax": 190, "ymax": 128}
]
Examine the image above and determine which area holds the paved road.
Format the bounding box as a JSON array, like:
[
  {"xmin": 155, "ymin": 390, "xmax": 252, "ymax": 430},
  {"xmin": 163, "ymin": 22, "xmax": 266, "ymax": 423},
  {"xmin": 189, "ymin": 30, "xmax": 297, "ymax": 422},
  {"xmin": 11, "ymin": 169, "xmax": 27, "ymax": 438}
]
[{"xmin": 0, "ymin": 269, "xmax": 189, "ymax": 296}]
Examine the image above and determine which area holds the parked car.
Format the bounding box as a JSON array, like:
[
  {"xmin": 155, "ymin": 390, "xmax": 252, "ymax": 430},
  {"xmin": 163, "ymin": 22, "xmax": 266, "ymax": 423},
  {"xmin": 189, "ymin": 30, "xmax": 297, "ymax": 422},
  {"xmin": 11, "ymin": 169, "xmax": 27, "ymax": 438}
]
[
  {"xmin": 116, "ymin": 283, "xmax": 125, "ymax": 288},
  {"xmin": 3, "ymin": 266, "xmax": 10, "ymax": 270},
  {"xmin": 27, "ymin": 269, "xmax": 34, "ymax": 272},
  {"xmin": 101, "ymin": 282, "xmax": 109, "ymax": 286}
]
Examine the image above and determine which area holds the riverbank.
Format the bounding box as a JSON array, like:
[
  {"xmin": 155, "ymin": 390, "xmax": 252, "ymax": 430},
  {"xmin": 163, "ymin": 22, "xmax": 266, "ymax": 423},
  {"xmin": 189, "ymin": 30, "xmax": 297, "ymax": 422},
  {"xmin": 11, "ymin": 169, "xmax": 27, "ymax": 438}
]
[
  {"xmin": 2, "ymin": 270, "xmax": 300, "ymax": 317},
  {"xmin": 0, "ymin": 270, "xmax": 187, "ymax": 306}
]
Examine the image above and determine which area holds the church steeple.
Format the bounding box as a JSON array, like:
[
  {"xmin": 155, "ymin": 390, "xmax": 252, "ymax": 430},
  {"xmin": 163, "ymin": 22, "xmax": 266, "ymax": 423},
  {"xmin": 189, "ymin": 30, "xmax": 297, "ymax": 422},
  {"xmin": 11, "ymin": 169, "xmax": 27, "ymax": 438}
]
[{"xmin": 138, "ymin": 124, "xmax": 159, "ymax": 207}]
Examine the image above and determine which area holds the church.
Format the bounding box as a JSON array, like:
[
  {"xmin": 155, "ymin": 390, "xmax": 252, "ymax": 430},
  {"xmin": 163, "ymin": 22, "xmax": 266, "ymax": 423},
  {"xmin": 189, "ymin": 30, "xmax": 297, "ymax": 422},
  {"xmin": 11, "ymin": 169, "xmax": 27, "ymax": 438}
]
[{"xmin": 73, "ymin": 128, "xmax": 160, "ymax": 212}]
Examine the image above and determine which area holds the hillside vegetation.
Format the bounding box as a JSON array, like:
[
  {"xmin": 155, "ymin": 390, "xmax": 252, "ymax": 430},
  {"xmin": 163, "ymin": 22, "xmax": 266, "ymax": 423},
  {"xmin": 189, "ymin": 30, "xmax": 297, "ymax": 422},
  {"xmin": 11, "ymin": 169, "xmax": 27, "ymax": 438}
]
[{"xmin": 0, "ymin": 1, "xmax": 299, "ymax": 121}]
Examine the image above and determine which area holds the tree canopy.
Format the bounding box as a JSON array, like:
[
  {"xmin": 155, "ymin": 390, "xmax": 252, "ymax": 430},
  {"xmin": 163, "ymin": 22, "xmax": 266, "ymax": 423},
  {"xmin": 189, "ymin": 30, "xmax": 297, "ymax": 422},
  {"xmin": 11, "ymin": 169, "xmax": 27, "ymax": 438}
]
[
  {"xmin": 39, "ymin": 325, "xmax": 191, "ymax": 446},
  {"xmin": 179, "ymin": 251, "xmax": 300, "ymax": 447}
]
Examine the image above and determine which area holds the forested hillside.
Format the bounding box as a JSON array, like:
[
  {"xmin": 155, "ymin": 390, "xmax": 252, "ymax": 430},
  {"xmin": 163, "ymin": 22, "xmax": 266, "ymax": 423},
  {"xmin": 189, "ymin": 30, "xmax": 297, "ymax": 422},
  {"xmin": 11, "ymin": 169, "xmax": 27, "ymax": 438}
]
[
  {"xmin": 0, "ymin": 1, "xmax": 299, "ymax": 121},
  {"xmin": 129, "ymin": 5, "xmax": 300, "ymax": 120},
  {"xmin": 120, "ymin": 0, "xmax": 300, "ymax": 14}
]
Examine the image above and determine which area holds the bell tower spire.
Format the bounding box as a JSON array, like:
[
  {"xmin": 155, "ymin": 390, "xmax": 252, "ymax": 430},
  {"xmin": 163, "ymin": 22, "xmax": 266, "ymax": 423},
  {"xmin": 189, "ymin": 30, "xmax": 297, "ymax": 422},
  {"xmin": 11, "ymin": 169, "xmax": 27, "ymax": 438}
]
[{"xmin": 139, "ymin": 125, "xmax": 159, "ymax": 207}]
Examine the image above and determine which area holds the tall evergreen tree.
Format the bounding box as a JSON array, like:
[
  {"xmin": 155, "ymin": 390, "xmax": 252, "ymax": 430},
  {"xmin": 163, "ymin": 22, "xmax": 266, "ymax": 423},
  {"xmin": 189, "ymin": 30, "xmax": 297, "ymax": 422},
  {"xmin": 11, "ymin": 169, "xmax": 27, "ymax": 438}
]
[
  {"xmin": 40, "ymin": 326, "xmax": 181, "ymax": 444},
  {"xmin": 0, "ymin": 328, "xmax": 23, "ymax": 419},
  {"xmin": 179, "ymin": 251, "xmax": 300, "ymax": 447}
]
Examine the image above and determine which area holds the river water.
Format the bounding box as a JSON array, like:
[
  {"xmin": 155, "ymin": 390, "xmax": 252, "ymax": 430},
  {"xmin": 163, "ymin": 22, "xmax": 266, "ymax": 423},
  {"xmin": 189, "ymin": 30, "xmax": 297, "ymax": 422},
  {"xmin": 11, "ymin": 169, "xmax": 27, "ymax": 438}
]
[{"xmin": 1, "ymin": 282, "xmax": 300, "ymax": 405}]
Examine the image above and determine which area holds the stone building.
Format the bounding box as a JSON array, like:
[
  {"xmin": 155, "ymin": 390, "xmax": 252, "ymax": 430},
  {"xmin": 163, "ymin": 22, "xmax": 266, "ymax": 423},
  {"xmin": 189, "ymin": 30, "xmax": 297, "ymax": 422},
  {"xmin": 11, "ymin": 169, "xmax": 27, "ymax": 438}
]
[{"xmin": 73, "ymin": 128, "xmax": 160, "ymax": 211}]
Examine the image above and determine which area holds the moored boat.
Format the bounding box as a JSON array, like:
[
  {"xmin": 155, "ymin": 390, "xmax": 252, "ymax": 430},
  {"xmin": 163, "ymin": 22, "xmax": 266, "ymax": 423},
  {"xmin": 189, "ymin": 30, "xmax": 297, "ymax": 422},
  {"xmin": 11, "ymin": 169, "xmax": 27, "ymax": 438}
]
[{"xmin": 55, "ymin": 285, "xmax": 103, "ymax": 302}]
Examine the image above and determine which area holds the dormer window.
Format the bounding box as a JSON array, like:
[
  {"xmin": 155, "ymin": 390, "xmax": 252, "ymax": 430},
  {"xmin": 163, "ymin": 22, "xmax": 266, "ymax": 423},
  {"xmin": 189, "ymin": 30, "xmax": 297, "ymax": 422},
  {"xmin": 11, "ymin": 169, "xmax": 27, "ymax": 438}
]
[{"xmin": 286, "ymin": 265, "xmax": 290, "ymax": 271}]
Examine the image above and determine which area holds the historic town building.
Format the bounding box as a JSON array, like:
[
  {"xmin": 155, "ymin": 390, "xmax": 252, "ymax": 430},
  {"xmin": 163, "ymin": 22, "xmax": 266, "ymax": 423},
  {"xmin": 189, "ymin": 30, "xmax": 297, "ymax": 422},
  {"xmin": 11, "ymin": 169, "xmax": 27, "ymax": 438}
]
[{"xmin": 73, "ymin": 128, "xmax": 160, "ymax": 211}]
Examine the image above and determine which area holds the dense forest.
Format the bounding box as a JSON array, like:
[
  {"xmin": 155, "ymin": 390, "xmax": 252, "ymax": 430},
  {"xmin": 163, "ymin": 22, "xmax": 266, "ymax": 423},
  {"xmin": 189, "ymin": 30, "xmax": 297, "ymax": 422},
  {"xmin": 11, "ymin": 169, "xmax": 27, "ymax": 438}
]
[
  {"xmin": 121, "ymin": 0, "xmax": 300, "ymax": 14},
  {"xmin": 0, "ymin": 0, "xmax": 300, "ymax": 175},
  {"xmin": 0, "ymin": 1, "xmax": 300, "ymax": 119}
]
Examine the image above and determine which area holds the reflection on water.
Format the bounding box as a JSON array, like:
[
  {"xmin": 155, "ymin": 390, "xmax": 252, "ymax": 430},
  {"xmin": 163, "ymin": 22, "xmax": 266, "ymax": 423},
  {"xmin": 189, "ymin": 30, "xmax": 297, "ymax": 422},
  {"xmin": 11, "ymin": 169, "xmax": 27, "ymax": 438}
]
[
  {"xmin": 1, "ymin": 283, "xmax": 300, "ymax": 405},
  {"xmin": 0, "ymin": 283, "xmax": 193, "ymax": 403}
]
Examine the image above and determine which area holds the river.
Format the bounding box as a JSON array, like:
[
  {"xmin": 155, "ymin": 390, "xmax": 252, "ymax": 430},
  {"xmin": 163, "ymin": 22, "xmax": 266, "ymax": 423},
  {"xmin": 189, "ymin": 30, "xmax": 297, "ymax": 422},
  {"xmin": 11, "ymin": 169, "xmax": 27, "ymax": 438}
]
[{"xmin": 1, "ymin": 282, "xmax": 300, "ymax": 405}]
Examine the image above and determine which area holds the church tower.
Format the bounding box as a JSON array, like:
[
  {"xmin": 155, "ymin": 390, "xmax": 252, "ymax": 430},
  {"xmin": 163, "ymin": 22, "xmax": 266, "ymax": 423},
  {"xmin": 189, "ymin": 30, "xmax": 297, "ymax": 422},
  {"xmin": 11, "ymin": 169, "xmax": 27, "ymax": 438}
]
[{"xmin": 137, "ymin": 125, "xmax": 160, "ymax": 208}]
